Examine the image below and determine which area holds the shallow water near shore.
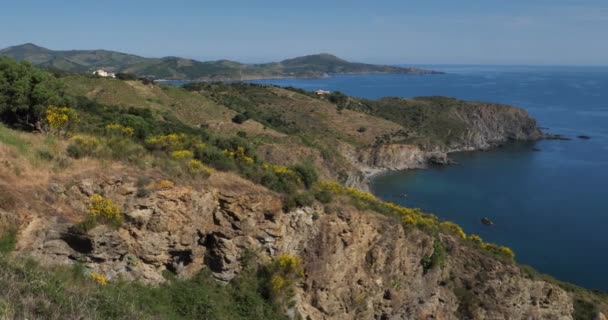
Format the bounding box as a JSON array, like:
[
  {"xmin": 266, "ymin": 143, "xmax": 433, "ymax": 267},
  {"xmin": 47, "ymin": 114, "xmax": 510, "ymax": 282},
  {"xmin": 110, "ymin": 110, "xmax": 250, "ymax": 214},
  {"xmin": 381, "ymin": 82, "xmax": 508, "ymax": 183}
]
[{"xmin": 251, "ymin": 65, "xmax": 608, "ymax": 291}]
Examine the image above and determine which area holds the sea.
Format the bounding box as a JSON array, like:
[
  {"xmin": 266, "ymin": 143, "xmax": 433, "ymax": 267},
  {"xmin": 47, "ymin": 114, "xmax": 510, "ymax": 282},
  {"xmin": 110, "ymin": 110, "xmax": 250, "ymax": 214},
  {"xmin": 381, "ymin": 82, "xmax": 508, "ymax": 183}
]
[{"xmin": 248, "ymin": 65, "xmax": 608, "ymax": 291}]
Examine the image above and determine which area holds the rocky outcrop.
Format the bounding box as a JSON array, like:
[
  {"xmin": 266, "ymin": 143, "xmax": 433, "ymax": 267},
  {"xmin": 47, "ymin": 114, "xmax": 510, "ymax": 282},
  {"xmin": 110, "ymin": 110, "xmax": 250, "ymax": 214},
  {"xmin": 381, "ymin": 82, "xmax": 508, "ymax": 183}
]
[
  {"xmin": 444, "ymin": 103, "xmax": 544, "ymax": 150},
  {"xmin": 8, "ymin": 173, "xmax": 578, "ymax": 319},
  {"xmin": 343, "ymin": 103, "xmax": 546, "ymax": 190}
]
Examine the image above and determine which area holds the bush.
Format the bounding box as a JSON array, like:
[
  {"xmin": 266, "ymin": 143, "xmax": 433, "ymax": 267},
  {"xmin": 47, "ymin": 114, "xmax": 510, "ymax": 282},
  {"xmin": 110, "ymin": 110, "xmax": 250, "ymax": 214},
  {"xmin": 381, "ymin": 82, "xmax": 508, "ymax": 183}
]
[
  {"xmin": 105, "ymin": 123, "xmax": 134, "ymax": 137},
  {"xmin": 439, "ymin": 221, "xmax": 466, "ymax": 239},
  {"xmin": 482, "ymin": 243, "xmax": 515, "ymax": 261},
  {"xmin": 186, "ymin": 159, "xmax": 212, "ymax": 177},
  {"xmin": 0, "ymin": 57, "xmax": 68, "ymax": 129},
  {"xmin": 266, "ymin": 254, "xmax": 304, "ymax": 304},
  {"xmin": 66, "ymin": 135, "xmax": 99, "ymax": 159},
  {"xmin": 292, "ymin": 162, "xmax": 319, "ymax": 189},
  {"xmin": 115, "ymin": 73, "xmax": 138, "ymax": 81},
  {"xmin": 45, "ymin": 106, "xmax": 79, "ymax": 135},
  {"xmin": 573, "ymin": 298, "xmax": 598, "ymax": 320},
  {"xmin": 421, "ymin": 239, "xmax": 447, "ymax": 273},
  {"xmin": 283, "ymin": 192, "xmax": 314, "ymax": 211},
  {"xmin": 313, "ymin": 188, "xmax": 333, "ymax": 204},
  {"xmin": 0, "ymin": 229, "xmax": 16, "ymax": 253},
  {"xmin": 66, "ymin": 144, "xmax": 85, "ymax": 159},
  {"xmin": 195, "ymin": 147, "xmax": 237, "ymax": 172},
  {"xmin": 103, "ymin": 137, "xmax": 146, "ymax": 162},
  {"xmin": 86, "ymin": 194, "xmax": 122, "ymax": 228},
  {"xmin": 232, "ymin": 112, "xmax": 250, "ymax": 124},
  {"xmin": 328, "ymin": 91, "xmax": 348, "ymax": 110}
]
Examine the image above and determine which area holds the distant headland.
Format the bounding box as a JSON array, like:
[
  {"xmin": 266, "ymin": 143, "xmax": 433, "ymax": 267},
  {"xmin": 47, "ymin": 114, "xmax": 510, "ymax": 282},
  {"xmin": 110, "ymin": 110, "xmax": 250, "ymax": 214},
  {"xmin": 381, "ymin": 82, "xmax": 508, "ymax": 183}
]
[{"xmin": 0, "ymin": 43, "xmax": 443, "ymax": 81}]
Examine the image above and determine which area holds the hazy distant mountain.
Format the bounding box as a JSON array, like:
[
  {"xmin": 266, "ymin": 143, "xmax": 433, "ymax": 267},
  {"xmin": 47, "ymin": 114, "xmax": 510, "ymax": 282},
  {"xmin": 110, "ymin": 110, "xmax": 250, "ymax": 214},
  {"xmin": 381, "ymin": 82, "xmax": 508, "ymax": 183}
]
[{"xmin": 0, "ymin": 43, "xmax": 443, "ymax": 80}]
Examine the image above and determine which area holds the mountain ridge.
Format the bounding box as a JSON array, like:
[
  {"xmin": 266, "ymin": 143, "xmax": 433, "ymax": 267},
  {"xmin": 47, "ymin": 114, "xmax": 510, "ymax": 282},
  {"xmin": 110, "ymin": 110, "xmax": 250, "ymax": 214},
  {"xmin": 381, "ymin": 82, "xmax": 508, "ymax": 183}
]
[{"xmin": 0, "ymin": 43, "xmax": 443, "ymax": 80}]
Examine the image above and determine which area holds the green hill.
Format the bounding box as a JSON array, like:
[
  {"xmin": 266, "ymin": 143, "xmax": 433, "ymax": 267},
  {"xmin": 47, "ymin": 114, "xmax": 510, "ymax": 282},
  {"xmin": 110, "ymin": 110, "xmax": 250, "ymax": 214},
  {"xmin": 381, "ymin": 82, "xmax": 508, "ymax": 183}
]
[{"xmin": 0, "ymin": 43, "xmax": 442, "ymax": 80}]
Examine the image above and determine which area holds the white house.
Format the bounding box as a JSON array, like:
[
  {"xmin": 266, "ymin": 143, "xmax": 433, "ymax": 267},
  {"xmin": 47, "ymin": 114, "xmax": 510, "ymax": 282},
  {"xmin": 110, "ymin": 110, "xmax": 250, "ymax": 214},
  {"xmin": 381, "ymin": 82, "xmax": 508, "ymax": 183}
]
[
  {"xmin": 93, "ymin": 69, "xmax": 116, "ymax": 78},
  {"xmin": 315, "ymin": 89, "xmax": 331, "ymax": 95}
]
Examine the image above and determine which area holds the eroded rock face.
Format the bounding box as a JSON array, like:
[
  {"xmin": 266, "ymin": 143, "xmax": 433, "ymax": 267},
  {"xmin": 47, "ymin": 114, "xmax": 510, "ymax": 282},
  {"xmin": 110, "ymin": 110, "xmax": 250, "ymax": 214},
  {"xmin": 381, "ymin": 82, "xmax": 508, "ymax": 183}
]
[
  {"xmin": 343, "ymin": 104, "xmax": 545, "ymax": 190},
  {"xmin": 12, "ymin": 174, "xmax": 574, "ymax": 319}
]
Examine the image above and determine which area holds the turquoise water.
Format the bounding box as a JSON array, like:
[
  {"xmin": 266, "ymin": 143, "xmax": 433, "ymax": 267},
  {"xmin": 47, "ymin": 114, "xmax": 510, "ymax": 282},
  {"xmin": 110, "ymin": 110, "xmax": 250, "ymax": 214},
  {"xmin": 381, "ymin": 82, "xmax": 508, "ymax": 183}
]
[{"xmin": 251, "ymin": 66, "xmax": 608, "ymax": 291}]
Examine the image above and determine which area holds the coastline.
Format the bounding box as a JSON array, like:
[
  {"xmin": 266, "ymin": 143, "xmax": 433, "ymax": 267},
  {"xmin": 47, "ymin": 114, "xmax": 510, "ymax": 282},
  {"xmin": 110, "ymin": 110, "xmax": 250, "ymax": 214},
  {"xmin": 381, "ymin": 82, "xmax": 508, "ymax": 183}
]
[
  {"xmin": 156, "ymin": 70, "xmax": 445, "ymax": 83},
  {"xmin": 354, "ymin": 133, "xmax": 564, "ymax": 191}
]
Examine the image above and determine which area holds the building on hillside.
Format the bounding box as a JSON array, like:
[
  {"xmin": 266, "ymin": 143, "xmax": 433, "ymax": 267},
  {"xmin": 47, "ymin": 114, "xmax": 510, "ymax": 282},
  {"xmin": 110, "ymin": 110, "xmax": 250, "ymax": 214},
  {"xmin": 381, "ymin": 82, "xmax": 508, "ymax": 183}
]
[
  {"xmin": 315, "ymin": 89, "xmax": 331, "ymax": 95},
  {"xmin": 93, "ymin": 69, "xmax": 116, "ymax": 78}
]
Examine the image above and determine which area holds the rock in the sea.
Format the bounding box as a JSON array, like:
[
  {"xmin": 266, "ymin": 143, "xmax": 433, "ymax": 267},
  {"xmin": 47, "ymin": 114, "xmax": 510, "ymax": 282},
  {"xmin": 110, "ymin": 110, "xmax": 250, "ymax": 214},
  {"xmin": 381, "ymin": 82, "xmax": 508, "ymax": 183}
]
[
  {"xmin": 481, "ymin": 217, "xmax": 494, "ymax": 226},
  {"xmin": 545, "ymin": 134, "xmax": 571, "ymax": 141},
  {"xmin": 578, "ymin": 135, "xmax": 591, "ymax": 140}
]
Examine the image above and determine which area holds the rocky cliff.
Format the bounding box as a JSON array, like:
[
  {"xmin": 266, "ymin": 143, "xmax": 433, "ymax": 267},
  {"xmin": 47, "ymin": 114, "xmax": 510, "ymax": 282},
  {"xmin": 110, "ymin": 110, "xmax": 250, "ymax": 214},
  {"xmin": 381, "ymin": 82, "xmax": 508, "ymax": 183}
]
[
  {"xmin": 4, "ymin": 168, "xmax": 587, "ymax": 319},
  {"xmin": 343, "ymin": 102, "xmax": 546, "ymax": 189}
]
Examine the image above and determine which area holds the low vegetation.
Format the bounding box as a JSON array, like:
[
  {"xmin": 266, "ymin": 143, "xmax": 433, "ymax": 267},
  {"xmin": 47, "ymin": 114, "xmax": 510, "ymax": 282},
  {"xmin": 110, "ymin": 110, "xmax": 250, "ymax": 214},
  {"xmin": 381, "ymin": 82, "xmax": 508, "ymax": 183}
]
[{"xmin": 0, "ymin": 232, "xmax": 287, "ymax": 320}]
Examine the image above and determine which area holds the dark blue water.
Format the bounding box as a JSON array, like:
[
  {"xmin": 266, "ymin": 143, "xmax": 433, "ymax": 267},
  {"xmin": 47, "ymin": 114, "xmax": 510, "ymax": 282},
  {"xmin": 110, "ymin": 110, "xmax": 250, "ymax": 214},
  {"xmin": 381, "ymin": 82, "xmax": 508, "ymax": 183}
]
[{"xmin": 251, "ymin": 66, "xmax": 608, "ymax": 291}]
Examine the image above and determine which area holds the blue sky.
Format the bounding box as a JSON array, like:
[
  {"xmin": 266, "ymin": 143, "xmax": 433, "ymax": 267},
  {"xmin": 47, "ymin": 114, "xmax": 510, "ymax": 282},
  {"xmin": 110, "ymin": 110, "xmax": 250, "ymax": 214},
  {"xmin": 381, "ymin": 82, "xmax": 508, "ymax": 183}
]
[{"xmin": 1, "ymin": 0, "xmax": 607, "ymax": 65}]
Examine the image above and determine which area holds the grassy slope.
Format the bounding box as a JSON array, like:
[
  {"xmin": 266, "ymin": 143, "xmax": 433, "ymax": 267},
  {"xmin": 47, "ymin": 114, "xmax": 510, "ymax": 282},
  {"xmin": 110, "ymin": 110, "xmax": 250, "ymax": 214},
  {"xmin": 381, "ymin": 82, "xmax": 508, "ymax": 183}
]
[{"xmin": 61, "ymin": 77, "xmax": 404, "ymax": 180}]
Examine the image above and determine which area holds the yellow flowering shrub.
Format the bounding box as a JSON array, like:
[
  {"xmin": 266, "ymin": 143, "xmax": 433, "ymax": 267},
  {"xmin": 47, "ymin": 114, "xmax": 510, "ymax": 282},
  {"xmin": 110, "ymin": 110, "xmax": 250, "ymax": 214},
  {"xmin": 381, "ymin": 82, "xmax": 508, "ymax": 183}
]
[
  {"xmin": 322, "ymin": 181, "xmax": 439, "ymax": 229},
  {"xmin": 262, "ymin": 163, "xmax": 300, "ymax": 181},
  {"xmin": 105, "ymin": 123, "xmax": 135, "ymax": 137},
  {"xmin": 88, "ymin": 194, "xmax": 122, "ymax": 225},
  {"xmin": 46, "ymin": 105, "xmax": 79, "ymax": 134},
  {"xmin": 276, "ymin": 254, "xmax": 304, "ymax": 276},
  {"xmin": 187, "ymin": 159, "xmax": 213, "ymax": 176},
  {"xmin": 224, "ymin": 146, "xmax": 254, "ymax": 164},
  {"xmin": 316, "ymin": 180, "xmax": 516, "ymax": 262},
  {"xmin": 145, "ymin": 133, "xmax": 188, "ymax": 151},
  {"xmin": 171, "ymin": 149, "xmax": 193, "ymax": 160},
  {"xmin": 354, "ymin": 293, "xmax": 366, "ymax": 303},
  {"xmin": 468, "ymin": 234, "xmax": 483, "ymax": 244},
  {"xmin": 481, "ymin": 242, "xmax": 516, "ymax": 260},
  {"xmin": 271, "ymin": 275, "xmax": 287, "ymax": 292},
  {"xmin": 268, "ymin": 254, "xmax": 304, "ymax": 300},
  {"xmin": 89, "ymin": 272, "xmax": 108, "ymax": 285},
  {"xmin": 467, "ymin": 234, "xmax": 515, "ymax": 261},
  {"xmin": 69, "ymin": 135, "xmax": 99, "ymax": 154},
  {"xmin": 440, "ymin": 221, "xmax": 466, "ymax": 239}
]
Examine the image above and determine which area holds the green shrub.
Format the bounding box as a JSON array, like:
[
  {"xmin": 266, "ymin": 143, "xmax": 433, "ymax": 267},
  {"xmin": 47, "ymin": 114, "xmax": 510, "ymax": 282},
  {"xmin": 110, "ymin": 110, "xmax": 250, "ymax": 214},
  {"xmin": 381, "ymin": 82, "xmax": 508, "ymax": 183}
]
[
  {"xmin": 283, "ymin": 192, "xmax": 314, "ymax": 211},
  {"xmin": 232, "ymin": 112, "xmax": 250, "ymax": 124},
  {"xmin": 0, "ymin": 57, "xmax": 68, "ymax": 129},
  {"xmin": 265, "ymin": 254, "xmax": 304, "ymax": 305},
  {"xmin": 314, "ymin": 188, "xmax": 333, "ymax": 204},
  {"xmin": 292, "ymin": 162, "xmax": 319, "ymax": 189},
  {"xmin": 66, "ymin": 144, "xmax": 86, "ymax": 159},
  {"xmin": 195, "ymin": 147, "xmax": 237, "ymax": 172},
  {"xmin": 103, "ymin": 137, "xmax": 146, "ymax": 162},
  {"xmin": 421, "ymin": 239, "xmax": 447, "ymax": 273},
  {"xmin": 66, "ymin": 135, "xmax": 99, "ymax": 159},
  {"xmin": 573, "ymin": 298, "xmax": 598, "ymax": 320},
  {"xmin": 0, "ymin": 255, "xmax": 287, "ymax": 320},
  {"xmin": 115, "ymin": 73, "xmax": 137, "ymax": 81},
  {"xmin": 0, "ymin": 229, "xmax": 16, "ymax": 254},
  {"xmin": 36, "ymin": 149, "xmax": 55, "ymax": 161}
]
